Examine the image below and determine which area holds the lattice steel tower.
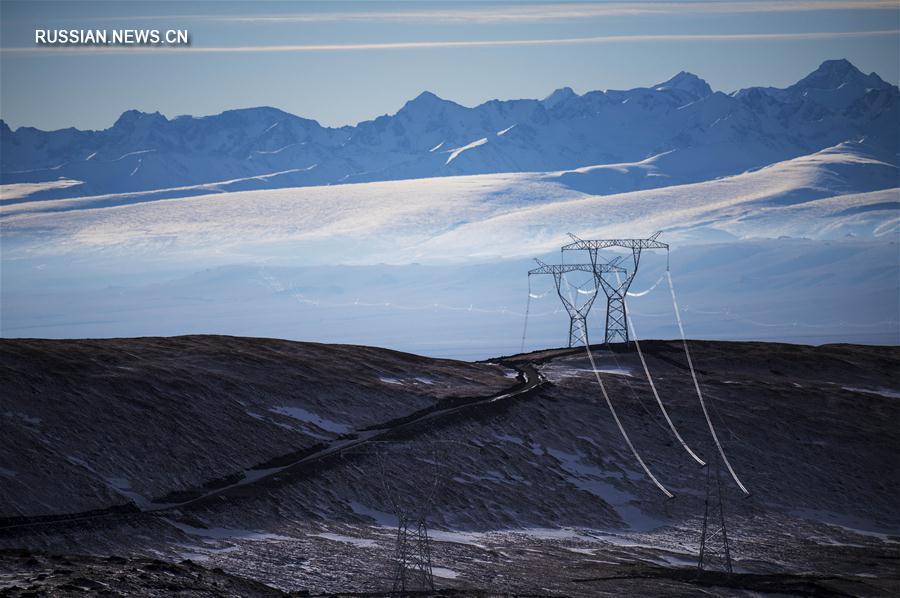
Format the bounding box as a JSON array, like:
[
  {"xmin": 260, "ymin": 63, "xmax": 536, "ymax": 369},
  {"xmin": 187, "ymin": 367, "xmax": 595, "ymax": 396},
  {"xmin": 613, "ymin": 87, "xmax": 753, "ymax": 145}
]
[
  {"xmin": 698, "ymin": 452, "xmax": 734, "ymax": 574},
  {"xmin": 391, "ymin": 514, "xmax": 435, "ymax": 593},
  {"xmin": 529, "ymin": 259, "xmax": 625, "ymax": 347},
  {"xmin": 374, "ymin": 446, "xmax": 443, "ymax": 594},
  {"xmin": 562, "ymin": 232, "xmax": 669, "ymax": 344}
]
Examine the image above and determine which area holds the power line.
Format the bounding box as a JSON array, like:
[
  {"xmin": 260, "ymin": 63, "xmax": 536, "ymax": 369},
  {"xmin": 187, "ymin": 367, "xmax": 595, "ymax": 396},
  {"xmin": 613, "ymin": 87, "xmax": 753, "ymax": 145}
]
[
  {"xmin": 625, "ymin": 292, "xmax": 706, "ymax": 467},
  {"xmin": 666, "ymin": 271, "xmax": 750, "ymax": 496},
  {"xmin": 580, "ymin": 340, "xmax": 674, "ymax": 498}
]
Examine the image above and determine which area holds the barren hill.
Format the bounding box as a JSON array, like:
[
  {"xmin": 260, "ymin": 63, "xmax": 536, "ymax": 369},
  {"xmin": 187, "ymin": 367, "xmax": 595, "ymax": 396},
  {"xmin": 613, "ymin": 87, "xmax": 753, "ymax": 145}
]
[{"xmin": 1, "ymin": 336, "xmax": 898, "ymax": 596}]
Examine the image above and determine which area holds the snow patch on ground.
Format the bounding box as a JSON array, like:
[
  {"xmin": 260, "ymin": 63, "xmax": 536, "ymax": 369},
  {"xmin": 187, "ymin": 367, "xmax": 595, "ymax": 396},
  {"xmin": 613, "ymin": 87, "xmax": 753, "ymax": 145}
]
[
  {"xmin": 541, "ymin": 365, "xmax": 635, "ymax": 383},
  {"xmin": 311, "ymin": 533, "xmax": 378, "ymax": 548},
  {"xmin": 114, "ymin": 149, "xmax": 155, "ymax": 161},
  {"xmin": 3, "ymin": 411, "xmax": 41, "ymax": 426},
  {"xmin": 428, "ymin": 530, "xmax": 487, "ymax": 548},
  {"xmin": 431, "ymin": 566, "xmax": 459, "ymax": 579},
  {"xmin": 254, "ymin": 143, "xmax": 298, "ymax": 156},
  {"xmin": 546, "ymin": 448, "xmax": 662, "ymax": 531},
  {"xmin": 380, "ymin": 375, "xmax": 435, "ymax": 385},
  {"xmin": 512, "ymin": 527, "xmax": 603, "ymax": 544},
  {"xmin": 268, "ymin": 406, "xmax": 350, "ymax": 434},
  {"xmin": 842, "ymin": 386, "xmax": 900, "ymax": 399},
  {"xmin": 164, "ymin": 519, "xmax": 293, "ymax": 542},
  {"xmin": 445, "ymin": 138, "xmax": 488, "ymax": 165}
]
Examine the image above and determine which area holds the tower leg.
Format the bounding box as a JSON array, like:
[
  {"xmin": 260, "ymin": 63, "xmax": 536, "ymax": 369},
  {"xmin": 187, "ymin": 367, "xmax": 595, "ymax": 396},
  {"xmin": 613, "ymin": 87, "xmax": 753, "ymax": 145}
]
[
  {"xmin": 392, "ymin": 515, "xmax": 410, "ymax": 592},
  {"xmin": 605, "ymin": 292, "xmax": 628, "ymax": 344},
  {"xmin": 568, "ymin": 314, "xmax": 589, "ymax": 347},
  {"xmin": 416, "ymin": 520, "xmax": 435, "ymax": 591}
]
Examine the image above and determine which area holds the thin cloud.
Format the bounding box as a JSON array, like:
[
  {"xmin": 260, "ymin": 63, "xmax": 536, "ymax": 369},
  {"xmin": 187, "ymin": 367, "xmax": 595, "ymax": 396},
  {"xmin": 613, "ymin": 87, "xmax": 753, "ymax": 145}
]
[
  {"xmin": 4, "ymin": 30, "xmax": 898, "ymax": 56},
  {"xmin": 55, "ymin": 1, "xmax": 900, "ymax": 24},
  {"xmin": 207, "ymin": 2, "xmax": 900, "ymax": 24}
]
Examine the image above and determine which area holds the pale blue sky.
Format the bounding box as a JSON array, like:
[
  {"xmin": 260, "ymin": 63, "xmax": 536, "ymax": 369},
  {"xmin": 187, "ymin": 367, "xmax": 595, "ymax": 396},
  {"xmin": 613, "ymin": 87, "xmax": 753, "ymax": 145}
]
[{"xmin": 1, "ymin": 0, "xmax": 898, "ymax": 131}]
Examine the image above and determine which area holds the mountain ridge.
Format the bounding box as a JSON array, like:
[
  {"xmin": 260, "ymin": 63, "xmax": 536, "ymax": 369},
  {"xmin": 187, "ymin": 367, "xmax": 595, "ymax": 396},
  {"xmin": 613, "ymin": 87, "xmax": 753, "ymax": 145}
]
[
  {"xmin": 1, "ymin": 59, "xmax": 897, "ymax": 203},
  {"xmin": 2, "ymin": 59, "xmax": 890, "ymax": 135}
]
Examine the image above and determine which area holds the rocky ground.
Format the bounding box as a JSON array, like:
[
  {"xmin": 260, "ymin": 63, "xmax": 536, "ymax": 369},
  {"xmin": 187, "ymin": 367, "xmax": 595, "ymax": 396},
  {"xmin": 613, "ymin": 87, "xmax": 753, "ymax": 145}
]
[
  {"xmin": 0, "ymin": 336, "xmax": 511, "ymax": 517},
  {"xmin": 0, "ymin": 549, "xmax": 285, "ymax": 597},
  {"xmin": 1, "ymin": 336, "xmax": 898, "ymax": 596}
]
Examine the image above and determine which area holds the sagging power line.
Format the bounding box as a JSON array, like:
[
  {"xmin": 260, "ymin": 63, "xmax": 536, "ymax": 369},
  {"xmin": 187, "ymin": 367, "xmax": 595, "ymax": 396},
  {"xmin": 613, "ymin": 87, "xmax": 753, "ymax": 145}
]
[
  {"xmin": 524, "ymin": 232, "xmax": 750, "ymax": 498},
  {"xmin": 524, "ymin": 231, "xmax": 749, "ymax": 573}
]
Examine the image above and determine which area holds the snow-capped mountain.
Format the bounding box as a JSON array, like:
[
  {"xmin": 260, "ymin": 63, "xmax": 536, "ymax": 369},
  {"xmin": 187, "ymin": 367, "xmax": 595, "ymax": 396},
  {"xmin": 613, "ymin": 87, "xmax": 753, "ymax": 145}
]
[{"xmin": 2, "ymin": 59, "xmax": 896, "ymax": 202}]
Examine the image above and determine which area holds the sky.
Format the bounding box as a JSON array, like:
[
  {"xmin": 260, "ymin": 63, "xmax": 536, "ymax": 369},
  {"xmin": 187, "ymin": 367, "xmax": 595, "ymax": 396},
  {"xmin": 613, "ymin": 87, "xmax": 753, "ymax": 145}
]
[{"xmin": 1, "ymin": 0, "xmax": 898, "ymax": 131}]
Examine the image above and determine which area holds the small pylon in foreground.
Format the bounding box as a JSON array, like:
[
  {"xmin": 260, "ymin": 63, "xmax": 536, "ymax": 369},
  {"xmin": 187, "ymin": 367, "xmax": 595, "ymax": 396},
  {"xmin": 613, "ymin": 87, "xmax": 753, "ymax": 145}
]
[{"xmin": 698, "ymin": 452, "xmax": 733, "ymax": 574}]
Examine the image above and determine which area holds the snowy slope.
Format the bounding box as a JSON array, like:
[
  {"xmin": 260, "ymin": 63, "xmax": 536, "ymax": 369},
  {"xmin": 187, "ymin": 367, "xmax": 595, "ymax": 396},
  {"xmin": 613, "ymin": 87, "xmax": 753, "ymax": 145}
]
[
  {"xmin": 2, "ymin": 140, "xmax": 896, "ymax": 353},
  {"xmin": 2, "ymin": 60, "xmax": 896, "ymax": 202},
  {"xmin": 3, "ymin": 140, "xmax": 895, "ymax": 266},
  {"xmin": 424, "ymin": 140, "xmax": 899, "ymax": 258}
]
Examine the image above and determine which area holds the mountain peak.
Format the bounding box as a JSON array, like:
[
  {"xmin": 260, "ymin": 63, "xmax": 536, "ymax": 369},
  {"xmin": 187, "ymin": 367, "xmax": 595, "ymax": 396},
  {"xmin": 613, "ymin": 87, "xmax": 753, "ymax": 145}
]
[
  {"xmin": 397, "ymin": 91, "xmax": 455, "ymax": 118},
  {"xmin": 407, "ymin": 91, "xmax": 444, "ymax": 106},
  {"xmin": 818, "ymin": 58, "xmax": 855, "ymax": 73},
  {"xmin": 220, "ymin": 106, "xmax": 290, "ymax": 118},
  {"xmin": 542, "ymin": 86, "xmax": 577, "ymax": 108},
  {"xmin": 113, "ymin": 109, "xmax": 142, "ymax": 127},
  {"xmin": 113, "ymin": 110, "xmax": 167, "ymax": 129},
  {"xmin": 792, "ymin": 59, "xmax": 889, "ymax": 91},
  {"xmin": 653, "ymin": 71, "xmax": 712, "ymax": 98}
]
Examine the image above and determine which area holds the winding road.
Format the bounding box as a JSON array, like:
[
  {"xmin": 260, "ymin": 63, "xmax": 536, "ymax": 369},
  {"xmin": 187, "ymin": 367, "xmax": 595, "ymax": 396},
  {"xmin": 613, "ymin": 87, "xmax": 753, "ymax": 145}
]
[{"xmin": 0, "ymin": 363, "xmax": 545, "ymax": 531}]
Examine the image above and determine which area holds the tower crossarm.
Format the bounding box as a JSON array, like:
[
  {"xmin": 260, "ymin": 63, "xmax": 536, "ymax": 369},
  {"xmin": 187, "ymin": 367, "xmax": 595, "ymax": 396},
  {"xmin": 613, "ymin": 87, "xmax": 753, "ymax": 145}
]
[
  {"xmin": 561, "ymin": 231, "xmax": 669, "ymax": 252},
  {"xmin": 528, "ymin": 261, "xmax": 593, "ymax": 276},
  {"xmin": 561, "ymin": 232, "xmax": 668, "ymax": 344},
  {"xmin": 528, "ymin": 259, "xmax": 607, "ymax": 347},
  {"xmin": 529, "ymin": 259, "xmax": 625, "ymax": 276}
]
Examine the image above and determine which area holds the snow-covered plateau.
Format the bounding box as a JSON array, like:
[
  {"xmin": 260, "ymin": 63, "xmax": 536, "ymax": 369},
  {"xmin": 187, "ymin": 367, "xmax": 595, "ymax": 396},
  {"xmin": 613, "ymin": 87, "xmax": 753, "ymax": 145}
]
[{"xmin": 2, "ymin": 134, "xmax": 897, "ymax": 354}]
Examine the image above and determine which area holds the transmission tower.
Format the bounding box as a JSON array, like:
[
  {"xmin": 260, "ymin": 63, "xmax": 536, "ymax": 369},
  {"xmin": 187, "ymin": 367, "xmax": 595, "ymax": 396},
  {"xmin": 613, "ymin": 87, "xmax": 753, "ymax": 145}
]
[
  {"xmin": 374, "ymin": 446, "xmax": 443, "ymax": 594},
  {"xmin": 391, "ymin": 514, "xmax": 435, "ymax": 593},
  {"xmin": 529, "ymin": 259, "xmax": 625, "ymax": 347},
  {"xmin": 697, "ymin": 452, "xmax": 733, "ymax": 574},
  {"xmin": 562, "ymin": 232, "xmax": 669, "ymax": 344}
]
